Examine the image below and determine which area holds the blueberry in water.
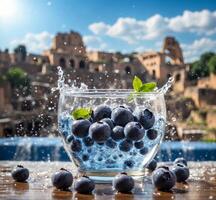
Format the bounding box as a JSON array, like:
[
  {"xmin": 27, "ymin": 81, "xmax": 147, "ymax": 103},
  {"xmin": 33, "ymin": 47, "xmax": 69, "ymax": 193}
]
[
  {"xmin": 111, "ymin": 126, "xmax": 125, "ymax": 141},
  {"xmin": 119, "ymin": 139, "xmax": 133, "ymax": 152},
  {"xmin": 146, "ymin": 159, "xmax": 157, "ymax": 171},
  {"xmin": 124, "ymin": 122, "xmax": 144, "ymax": 141},
  {"xmin": 134, "ymin": 109, "xmax": 155, "ymax": 129},
  {"xmin": 134, "ymin": 140, "xmax": 144, "ymax": 149},
  {"xmin": 89, "ymin": 121, "xmax": 111, "ymax": 143},
  {"xmin": 112, "ymin": 172, "xmax": 135, "ymax": 193},
  {"xmin": 72, "ymin": 119, "xmax": 91, "ymax": 138},
  {"xmin": 74, "ymin": 176, "xmax": 95, "ymax": 194},
  {"xmin": 51, "ymin": 168, "xmax": 73, "ymax": 190},
  {"xmin": 101, "ymin": 118, "xmax": 115, "ymax": 129},
  {"xmin": 111, "ymin": 106, "xmax": 134, "ymax": 126},
  {"xmin": 93, "ymin": 105, "xmax": 112, "ymax": 121},
  {"xmin": 82, "ymin": 154, "xmax": 89, "ymax": 161},
  {"xmin": 62, "ymin": 131, "xmax": 68, "ymax": 138},
  {"xmin": 146, "ymin": 129, "xmax": 158, "ymax": 140},
  {"xmin": 71, "ymin": 139, "xmax": 82, "ymax": 152},
  {"xmin": 152, "ymin": 167, "xmax": 176, "ymax": 191},
  {"xmin": 140, "ymin": 147, "xmax": 148, "ymax": 155},
  {"xmin": 124, "ymin": 160, "xmax": 135, "ymax": 169},
  {"xmin": 11, "ymin": 165, "xmax": 29, "ymax": 182},
  {"xmin": 83, "ymin": 137, "xmax": 94, "ymax": 147},
  {"xmin": 66, "ymin": 134, "xmax": 74, "ymax": 143},
  {"xmin": 171, "ymin": 163, "xmax": 189, "ymax": 182},
  {"xmin": 106, "ymin": 138, "xmax": 117, "ymax": 148},
  {"xmin": 174, "ymin": 157, "xmax": 187, "ymax": 166}
]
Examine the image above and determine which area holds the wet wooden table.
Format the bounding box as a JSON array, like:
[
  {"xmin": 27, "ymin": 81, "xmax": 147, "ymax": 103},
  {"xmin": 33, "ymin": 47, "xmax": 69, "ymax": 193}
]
[{"xmin": 0, "ymin": 161, "xmax": 216, "ymax": 200}]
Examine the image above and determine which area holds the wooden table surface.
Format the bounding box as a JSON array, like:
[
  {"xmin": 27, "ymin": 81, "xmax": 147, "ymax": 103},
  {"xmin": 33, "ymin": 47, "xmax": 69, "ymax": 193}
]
[{"xmin": 0, "ymin": 161, "xmax": 216, "ymax": 200}]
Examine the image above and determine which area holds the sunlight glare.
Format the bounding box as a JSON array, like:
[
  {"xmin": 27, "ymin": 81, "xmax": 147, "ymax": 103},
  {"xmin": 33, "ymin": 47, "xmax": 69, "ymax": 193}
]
[{"xmin": 0, "ymin": 0, "xmax": 17, "ymax": 20}]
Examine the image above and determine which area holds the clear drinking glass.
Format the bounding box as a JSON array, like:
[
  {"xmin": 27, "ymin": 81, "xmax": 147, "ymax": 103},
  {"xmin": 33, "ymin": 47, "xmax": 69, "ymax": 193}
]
[{"xmin": 58, "ymin": 89, "xmax": 166, "ymax": 182}]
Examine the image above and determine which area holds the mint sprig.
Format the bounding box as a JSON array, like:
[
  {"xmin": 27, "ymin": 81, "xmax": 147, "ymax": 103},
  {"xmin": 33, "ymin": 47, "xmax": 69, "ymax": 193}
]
[{"xmin": 71, "ymin": 107, "xmax": 92, "ymax": 120}]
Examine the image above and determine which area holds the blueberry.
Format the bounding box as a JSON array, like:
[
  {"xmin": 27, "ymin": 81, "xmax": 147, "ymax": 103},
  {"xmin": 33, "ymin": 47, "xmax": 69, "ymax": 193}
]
[
  {"xmin": 119, "ymin": 139, "xmax": 133, "ymax": 152},
  {"xmin": 124, "ymin": 122, "xmax": 144, "ymax": 141},
  {"xmin": 51, "ymin": 168, "xmax": 73, "ymax": 190},
  {"xmin": 174, "ymin": 157, "xmax": 187, "ymax": 166},
  {"xmin": 71, "ymin": 139, "xmax": 82, "ymax": 152},
  {"xmin": 74, "ymin": 176, "xmax": 95, "ymax": 194},
  {"xmin": 134, "ymin": 109, "xmax": 155, "ymax": 129},
  {"xmin": 89, "ymin": 121, "xmax": 111, "ymax": 143},
  {"xmin": 111, "ymin": 126, "xmax": 125, "ymax": 141},
  {"xmin": 62, "ymin": 131, "xmax": 68, "ymax": 138},
  {"xmin": 140, "ymin": 147, "xmax": 148, "ymax": 155},
  {"xmin": 146, "ymin": 129, "xmax": 158, "ymax": 140},
  {"xmin": 111, "ymin": 107, "xmax": 134, "ymax": 126},
  {"xmin": 82, "ymin": 154, "xmax": 89, "ymax": 161},
  {"xmin": 93, "ymin": 105, "xmax": 112, "ymax": 121},
  {"xmin": 171, "ymin": 163, "xmax": 189, "ymax": 182},
  {"xmin": 112, "ymin": 172, "xmax": 135, "ymax": 193},
  {"xmin": 106, "ymin": 138, "xmax": 117, "ymax": 148},
  {"xmin": 11, "ymin": 165, "xmax": 29, "ymax": 182},
  {"xmin": 152, "ymin": 167, "xmax": 176, "ymax": 191},
  {"xmin": 146, "ymin": 159, "xmax": 157, "ymax": 171},
  {"xmin": 134, "ymin": 140, "xmax": 144, "ymax": 149},
  {"xmin": 66, "ymin": 135, "xmax": 74, "ymax": 143},
  {"xmin": 124, "ymin": 160, "xmax": 135, "ymax": 169},
  {"xmin": 83, "ymin": 137, "xmax": 94, "ymax": 147},
  {"xmin": 72, "ymin": 119, "xmax": 91, "ymax": 138},
  {"xmin": 101, "ymin": 118, "xmax": 114, "ymax": 129}
]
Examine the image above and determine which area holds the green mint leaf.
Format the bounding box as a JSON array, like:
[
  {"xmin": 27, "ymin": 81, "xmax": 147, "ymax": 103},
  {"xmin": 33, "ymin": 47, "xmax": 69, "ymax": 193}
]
[
  {"xmin": 71, "ymin": 107, "xmax": 92, "ymax": 120},
  {"xmin": 138, "ymin": 82, "xmax": 157, "ymax": 92},
  {"xmin": 132, "ymin": 76, "xmax": 143, "ymax": 92}
]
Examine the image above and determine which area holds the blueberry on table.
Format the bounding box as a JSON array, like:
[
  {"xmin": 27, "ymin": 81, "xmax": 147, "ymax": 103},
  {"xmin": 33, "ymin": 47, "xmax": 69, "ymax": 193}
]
[
  {"xmin": 174, "ymin": 157, "xmax": 187, "ymax": 166},
  {"xmin": 146, "ymin": 129, "xmax": 158, "ymax": 140},
  {"xmin": 93, "ymin": 105, "xmax": 112, "ymax": 121},
  {"xmin": 51, "ymin": 168, "xmax": 73, "ymax": 190},
  {"xmin": 111, "ymin": 106, "xmax": 134, "ymax": 126},
  {"xmin": 124, "ymin": 122, "xmax": 145, "ymax": 141},
  {"xmin": 134, "ymin": 109, "xmax": 155, "ymax": 129},
  {"xmin": 74, "ymin": 176, "xmax": 95, "ymax": 194},
  {"xmin": 11, "ymin": 165, "xmax": 29, "ymax": 182},
  {"xmin": 171, "ymin": 163, "xmax": 189, "ymax": 182},
  {"xmin": 146, "ymin": 159, "xmax": 157, "ymax": 171},
  {"xmin": 119, "ymin": 139, "xmax": 133, "ymax": 152},
  {"xmin": 89, "ymin": 121, "xmax": 111, "ymax": 143},
  {"xmin": 111, "ymin": 126, "xmax": 125, "ymax": 141},
  {"xmin": 134, "ymin": 140, "xmax": 144, "ymax": 149},
  {"xmin": 105, "ymin": 138, "xmax": 117, "ymax": 148},
  {"xmin": 71, "ymin": 139, "xmax": 82, "ymax": 152},
  {"xmin": 83, "ymin": 136, "xmax": 94, "ymax": 147},
  {"xmin": 112, "ymin": 172, "xmax": 135, "ymax": 193},
  {"xmin": 101, "ymin": 118, "xmax": 115, "ymax": 129},
  {"xmin": 152, "ymin": 167, "xmax": 176, "ymax": 191},
  {"xmin": 66, "ymin": 134, "xmax": 74, "ymax": 143},
  {"xmin": 72, "ymin": 119, "xmax": 91, "ymax": 138}
]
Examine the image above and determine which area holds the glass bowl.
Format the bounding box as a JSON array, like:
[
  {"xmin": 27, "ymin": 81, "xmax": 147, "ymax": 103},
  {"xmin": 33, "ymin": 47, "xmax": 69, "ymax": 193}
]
[{"xmin": 58, "ymin": 89, "xmax": 166, "ymax": 182}]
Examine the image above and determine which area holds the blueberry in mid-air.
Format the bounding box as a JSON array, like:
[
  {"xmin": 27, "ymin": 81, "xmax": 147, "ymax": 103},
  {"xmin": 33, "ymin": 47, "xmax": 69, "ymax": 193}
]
[
  {"xmin": 89, "ymin": 121, "xmax": 111, "ymax": 143},
  {"xmin": 152, "ymin": 167, "xmax": 176, "ymax": 191},
  {"xmin": 72, "ymin": 119, "xmax": 91, "ymax": 138},
  {"xmin": 101, "ymin": 118, "xmax": 115, "ymax": 129},
  {"xmin": 171, "ymin": 163, "xmax": 189, "ymax": 182},
  {"xmin": 124, "ymin": 122, "xmax": 144, "ymax": 141},
  {"xmin": 146, "ymin": 129, "xmax": 158, "ymax": 140},
  {"xmin": 134, "ymin": 140, "xmax": 144, "ymax": 149},
  {"xmin": 146, "ymin": 159, "xmax": 157, "ymax": 171},
  {"xmin": 74, "ymin": 176, "xmax": 95, "ymax": 194},
  {"xmin": 111, "ymin": 126, "xmax": 125, "ymax": 141},
  {"xmin": 112, "ymin": 172, "xmax": 135, "ymax": 193},
  {"xmin": 174, "ymin": 157, "xmax": 187, "ymax": 166},
  {"xmin": 93, "ymin": 105, "xmax": 112, "ymax": 121},
  {"xmin": 134, "ymin": 109, "xmax": 155, "ymax": 129},
  {"xmin": 111, "ymin": 106, "xmax": 134, "ymax": 126},
  {"xmin": 83, "ymin": 136, "xmax": 94, "ymax": 147},
  {"xmin": 51, "ymin": 168, "xmax": 73, "ymax": 190},
  {"xmin": 119, "ymin": 139, "xmax": 133, "ymax": 152},
  {"xmin": 71, "ymin": 139, "xmax": 82, "ymax": 152},
  {"xmin": 11, "ymin": 165, "xmax": 29, "ymax": 182}
]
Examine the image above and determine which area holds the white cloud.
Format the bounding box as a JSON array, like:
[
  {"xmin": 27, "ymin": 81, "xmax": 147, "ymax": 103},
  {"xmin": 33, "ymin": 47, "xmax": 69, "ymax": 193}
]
[
  {"xmin": 83, "ymin": 35, "xmax": 107, "ymax": 51},
  {"xmin": 182, "ymin": 38, "xmax": 216, "ymax": 62},
  {"xmin": 89, "ymin": 10, "xmax": 216, "ymax": 44},
  {"xmin": 10, "ymin": 31, "xmax": 53, "ymax": 53}
]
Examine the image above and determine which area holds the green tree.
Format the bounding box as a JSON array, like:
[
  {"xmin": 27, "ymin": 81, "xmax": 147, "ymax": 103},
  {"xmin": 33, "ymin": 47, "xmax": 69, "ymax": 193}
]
[{"xmin": 208, "ymin": 55, "xmax": 216, "ymax": 74}]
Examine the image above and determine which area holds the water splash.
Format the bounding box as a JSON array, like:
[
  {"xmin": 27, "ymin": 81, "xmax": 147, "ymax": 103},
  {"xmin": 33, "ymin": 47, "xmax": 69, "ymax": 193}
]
[{"xmin": 156, "ymin": 76, "xmax": 174, "ymax": 94}]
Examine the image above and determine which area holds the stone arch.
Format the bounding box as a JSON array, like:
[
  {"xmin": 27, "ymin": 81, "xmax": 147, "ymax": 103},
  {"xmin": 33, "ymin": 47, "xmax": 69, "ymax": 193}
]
[
  {"xmin": 69, "ymin": 59, "xmax": 75, "ymax": 68},
  {"xmin": 152, "ymin": 70, "xmax": 156, "ymax": 79},
  {"xmin": 175, "ymin": 73, "xmax": 181, "ymax": 82},
  {"xmin": 79, "ymin": 60, "xmax": 85, "ymax": 69},
  {"xmin": 59, "ymin": 57, "xmax": 66, "ymax": 68},
  {"xmin": 125, "ymin": 66, "xmax": 131, "ymax": 74}
]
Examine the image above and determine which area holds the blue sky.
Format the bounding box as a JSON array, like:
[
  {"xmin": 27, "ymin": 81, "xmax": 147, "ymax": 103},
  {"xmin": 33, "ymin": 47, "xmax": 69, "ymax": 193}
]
[{"xmin": 0, "ymin": 0, "xmax": 216, "ymax": 62}]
